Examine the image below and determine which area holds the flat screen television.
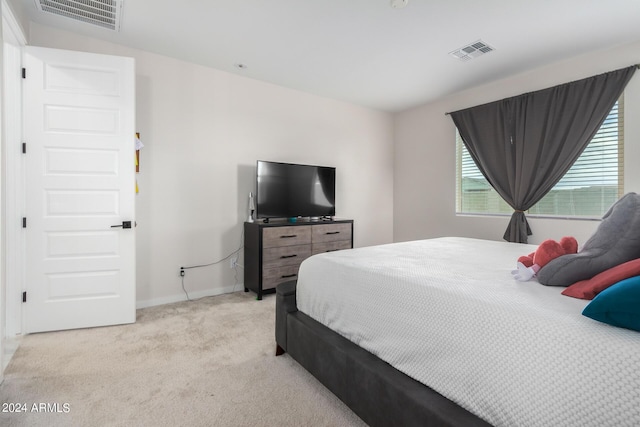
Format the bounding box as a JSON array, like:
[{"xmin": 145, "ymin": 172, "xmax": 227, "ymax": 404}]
[{"xmin": 256, "ymin": 160, "xmax": 336, "ymax": 220}]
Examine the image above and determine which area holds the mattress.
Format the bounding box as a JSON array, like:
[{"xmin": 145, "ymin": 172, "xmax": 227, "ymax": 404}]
[{"xmin": 296, "ymin": 237, "xmax": 640, "ymax": 427}]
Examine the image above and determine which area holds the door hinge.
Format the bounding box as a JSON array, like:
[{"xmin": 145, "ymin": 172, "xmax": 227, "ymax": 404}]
[
  {"xmin": 22, "ymin": 142, "xmax": 26, "ymax": 154},
  {"xmin": 22, "ymin": 291, "xmax": 27, "ymax": 303},
  {"xmin": 22, "ymin": 217, "xmax": 27, "ymax": 228},
  {"xmin": 22, "ymin": 67, "xmax": 26, "ymax": 79}
]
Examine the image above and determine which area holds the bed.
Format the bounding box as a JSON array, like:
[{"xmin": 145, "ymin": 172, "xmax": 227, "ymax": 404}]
[{"xmin": 275, "ymin": 237, "xmax": 640, "ymax": 427}]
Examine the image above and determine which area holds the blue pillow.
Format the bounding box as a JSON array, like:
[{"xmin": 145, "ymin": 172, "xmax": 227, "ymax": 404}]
[{"xmin": 582, "ymin": 275, "xmax": 640, "ymax": 331}]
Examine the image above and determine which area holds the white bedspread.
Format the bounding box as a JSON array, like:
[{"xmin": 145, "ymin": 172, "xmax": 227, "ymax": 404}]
[{"xmin": 296, "ymin": 237, "xmax": 640, "ymax": 427}]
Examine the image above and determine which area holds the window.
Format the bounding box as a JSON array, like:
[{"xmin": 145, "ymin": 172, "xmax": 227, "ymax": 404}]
[{"xmin": 456, "ymin": 98, "xmax": 624, "ymax": 218}]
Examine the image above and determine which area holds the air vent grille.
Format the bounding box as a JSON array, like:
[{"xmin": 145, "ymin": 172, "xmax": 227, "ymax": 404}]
[
  {"xmin": 449, "ymin": 40, "xmax": 495, "ymax": 62},
  {"xmin": 35, "ymin": 0, "xmax": 123, "ymax": 31}
]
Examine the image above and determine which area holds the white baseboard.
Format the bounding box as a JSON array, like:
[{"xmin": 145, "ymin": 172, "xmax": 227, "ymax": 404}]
[{"xmin": 136, "ymin": 283, "xmax": 245, "ymax": 309}]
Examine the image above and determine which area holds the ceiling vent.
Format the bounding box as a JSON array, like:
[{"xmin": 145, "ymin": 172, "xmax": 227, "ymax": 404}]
[
  {"xmin": 449, "ymin": 40, "xmax": 495, "ymax": 62},
  {"xmin": 34, "ymin": 0, "xmax": 124, "ymax": 31}
]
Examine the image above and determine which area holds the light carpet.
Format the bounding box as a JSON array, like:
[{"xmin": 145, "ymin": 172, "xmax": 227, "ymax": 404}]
[{"xmin": 0, "ymin": 291, "xmax": 367, "ymax": 427}]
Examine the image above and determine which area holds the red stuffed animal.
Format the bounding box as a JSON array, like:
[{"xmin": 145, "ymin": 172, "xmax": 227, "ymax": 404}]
[{"xmin": 512, "ymin": 236, "xmax": 578, "ymax": 281}]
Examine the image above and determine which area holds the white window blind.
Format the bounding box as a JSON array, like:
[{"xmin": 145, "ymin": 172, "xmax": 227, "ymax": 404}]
[{"xmin": 456, "ymin": 98, "xmax": 624, "ymax": 217}]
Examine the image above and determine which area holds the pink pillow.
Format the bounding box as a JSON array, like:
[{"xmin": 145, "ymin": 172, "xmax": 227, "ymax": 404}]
[{"xmin": 562, "ymin": 258, "xmax": 640, "ymax": 300}]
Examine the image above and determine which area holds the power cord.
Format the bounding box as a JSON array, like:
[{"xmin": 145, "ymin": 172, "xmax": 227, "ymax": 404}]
[
  {"xmin": 180, "ymin": 272, "xmax": 191, "ymax": 301},
  {"xmin": 232, "ymin": 260, "xmax": 244, "ymax": 292},
  {"xmin": 179, "ymin": 228, "xmax": 244, "ymax": 301}
]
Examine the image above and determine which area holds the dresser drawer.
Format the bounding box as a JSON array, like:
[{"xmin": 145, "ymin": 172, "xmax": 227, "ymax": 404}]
[
  {"xmin": 263, "ymin": 226, "xmax": 311, "ymax": 248},
  {"xmin": 263, "ymin": 244, "xmax": 312, "ymax": 269},
  {"xmin": 262, "ymin": 265, "xmax": 301, "ymax": 290},
  {"xmin": 312, "ymin": 240, "xmax": 352, "ymax": 255},
  {"xmin": 312, "ymin": 223, "xmax": 352, "ymax": 243}
]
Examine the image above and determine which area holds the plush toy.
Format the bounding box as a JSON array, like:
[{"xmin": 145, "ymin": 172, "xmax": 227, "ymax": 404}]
[{"xmin": 512, "ymin": 237, "xmax": 578, "ymax": 281}]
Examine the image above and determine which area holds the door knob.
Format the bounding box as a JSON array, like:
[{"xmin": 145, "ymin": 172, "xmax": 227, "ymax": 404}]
[{"xmin": 111, "ymin": 221, "xmax": 132, "ymax": 229}]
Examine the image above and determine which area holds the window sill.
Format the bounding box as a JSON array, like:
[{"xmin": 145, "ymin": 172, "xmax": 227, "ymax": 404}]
[{"xmin": 455, "ymin": 212, "xmax": 602, "ymax": 221}]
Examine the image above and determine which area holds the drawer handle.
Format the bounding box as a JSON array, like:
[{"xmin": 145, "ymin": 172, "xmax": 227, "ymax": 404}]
[
  {"xmin": 325, "ymin": 231, "xmax": 340, "ymax": 235},
  {"xmin": 280, "ymin": 254, "xmax": 298, "ymax": 259},
  {"xmin": 280, "ymin": 234, "xmax": 297, "ymax": 238},
  {"xmin": 281, "ymin": 273, "xmax": 297, "ymax": 278}
]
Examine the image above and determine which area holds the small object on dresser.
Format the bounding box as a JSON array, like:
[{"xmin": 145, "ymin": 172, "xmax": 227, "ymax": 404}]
[{"xmin": 247, "ymin": 192, "xmax": 255, "ymax": 223}]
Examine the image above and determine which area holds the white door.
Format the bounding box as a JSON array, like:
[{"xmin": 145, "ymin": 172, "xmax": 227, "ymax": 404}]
[{"xmin": 23, "ymin": 46, "xmax": 136, "ymax": 333}]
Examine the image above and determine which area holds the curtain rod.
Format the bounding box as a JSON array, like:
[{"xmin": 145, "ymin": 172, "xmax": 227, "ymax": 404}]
[{"xmin": 444, "ymin": 64, "xmax": 640, "ymax": 116}]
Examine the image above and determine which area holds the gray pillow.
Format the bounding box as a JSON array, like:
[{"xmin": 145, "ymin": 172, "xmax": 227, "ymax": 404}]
[{"xmin": 537, "ymin": 192, "xmax": 640, "ymax": 287}]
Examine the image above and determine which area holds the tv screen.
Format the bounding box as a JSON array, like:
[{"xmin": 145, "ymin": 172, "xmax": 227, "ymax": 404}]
[{"xmin": 256, "ymin": 160, "xmax": 336, "ymax": 219}]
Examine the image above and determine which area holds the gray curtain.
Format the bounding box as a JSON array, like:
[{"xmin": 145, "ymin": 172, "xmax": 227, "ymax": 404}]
[{"xmin": 450, "ymin": 66, "xmax": 636, "ymax": 243}]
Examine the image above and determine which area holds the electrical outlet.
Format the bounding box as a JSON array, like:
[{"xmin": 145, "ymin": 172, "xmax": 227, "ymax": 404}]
[{"xmin": 230, "ymin": 256, "xmax": 238, "ymax": 269}]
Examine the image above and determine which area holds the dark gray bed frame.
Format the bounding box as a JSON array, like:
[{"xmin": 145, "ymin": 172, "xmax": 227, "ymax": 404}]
[{"xmin": 275, "ymin": 281, "xmax": 492, "ymax": 427}]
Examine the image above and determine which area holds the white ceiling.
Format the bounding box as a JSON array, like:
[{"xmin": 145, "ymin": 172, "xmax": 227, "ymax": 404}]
[{"xmin": 18, "ymin": 0, "xmax": 640, "ymax": 112}]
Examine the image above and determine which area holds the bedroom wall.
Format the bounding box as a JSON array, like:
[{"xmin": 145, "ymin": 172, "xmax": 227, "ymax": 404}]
[
  {"xmin": 394, "ymin": 41, "xmax": 640, "ymax": 246},
  {"xmin": 27, "ymin": 22, "xmax": 394, "ymax": 307}
]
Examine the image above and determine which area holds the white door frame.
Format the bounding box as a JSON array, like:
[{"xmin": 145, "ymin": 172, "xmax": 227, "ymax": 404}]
[{"xmin": 2, "ymin": 0, "xmax": 27, "ymax": 374}]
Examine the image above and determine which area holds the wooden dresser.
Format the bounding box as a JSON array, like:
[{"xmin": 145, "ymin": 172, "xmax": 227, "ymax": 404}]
[{"xmin": 244, "ymin": 219, "xmax": 353, "ymax": 299}]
